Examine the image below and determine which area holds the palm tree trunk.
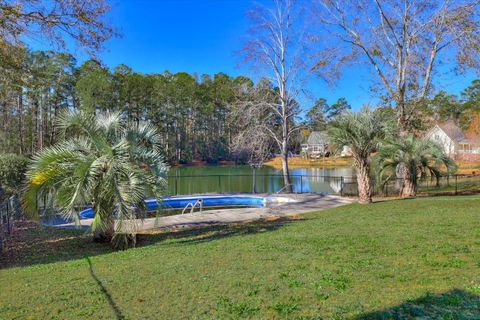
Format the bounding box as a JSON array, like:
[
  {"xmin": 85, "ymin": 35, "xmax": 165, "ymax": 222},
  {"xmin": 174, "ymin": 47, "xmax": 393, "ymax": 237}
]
[
  {"xmin": 401, "ymin": 177, "xmax": 416, "ymax": 197},
  {"xmin": 355, "ymin": 158, "xmax": 372, "ymax": 204},
  {"xmin": 399, "ymin": 165, "xmax": 416, "ymax": 197},
  {"xmin": 93, "ymin": 217, "xmax": 115, "ymax": 242}
]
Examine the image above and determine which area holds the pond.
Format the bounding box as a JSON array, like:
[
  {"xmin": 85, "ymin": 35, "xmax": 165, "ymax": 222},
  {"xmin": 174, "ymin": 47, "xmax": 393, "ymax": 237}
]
[{"xmin": 167, "ymin": 165, "xmax": 355, "ymax": 195}]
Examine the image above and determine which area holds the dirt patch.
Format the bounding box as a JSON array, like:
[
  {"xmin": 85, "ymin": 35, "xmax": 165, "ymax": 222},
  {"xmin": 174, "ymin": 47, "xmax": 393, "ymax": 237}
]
[{"xmin": 0, "ymin": 221, "xmax": 109, "ymax": 269}]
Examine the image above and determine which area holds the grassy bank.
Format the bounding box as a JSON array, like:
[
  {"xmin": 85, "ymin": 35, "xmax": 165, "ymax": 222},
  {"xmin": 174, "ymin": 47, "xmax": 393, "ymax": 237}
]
[
  {"xmin": 265, "ymin": 156, "xmax": 353, "ymax": 169},
  {"xmin": 456, "ymin": 160, "xmax": 480, "ymax": 175},
  {"xmin": 1, "ymin": 197, "xmax": 480, "ymax": 319}
]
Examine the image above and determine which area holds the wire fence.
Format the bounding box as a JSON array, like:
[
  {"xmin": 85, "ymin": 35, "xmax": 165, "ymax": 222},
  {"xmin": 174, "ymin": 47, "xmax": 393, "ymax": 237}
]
[
  {"xmin": 0, "ymin": 196, "xmax": 22, "ymax": 254},
  {"xmin": 166, "ymin": 174, "xmax": 480, "ymax": 197},
  {"xmin": 2, "ymin": 173, "xmax": 480, "ymax": 255},
  {"xmin": 342, "ymin": 175, "xmax": 480, "ymax": 197},
  {"xmin": 165, "ymin": 174, "xmax": 353, "ymax": 195}
]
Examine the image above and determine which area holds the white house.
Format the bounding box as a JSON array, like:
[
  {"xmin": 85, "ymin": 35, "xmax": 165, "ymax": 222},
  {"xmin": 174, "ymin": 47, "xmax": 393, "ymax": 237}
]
[
  {"xmin": 426, "ymin": 120, "xmax": 480, "ymax": 161},
  {"xmin": 301, "ymin": 131, "xmax": 330, "ymax": 158},
  {"xmin": 301, "ymin": 131, "xmax": 353, "ymax": 158}
]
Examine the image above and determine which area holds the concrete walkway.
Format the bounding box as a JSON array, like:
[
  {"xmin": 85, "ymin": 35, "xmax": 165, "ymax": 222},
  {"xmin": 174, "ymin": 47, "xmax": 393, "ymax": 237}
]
[{"xmin": 53, "ymin": 194, "xmax": 352, "ymax": 233}]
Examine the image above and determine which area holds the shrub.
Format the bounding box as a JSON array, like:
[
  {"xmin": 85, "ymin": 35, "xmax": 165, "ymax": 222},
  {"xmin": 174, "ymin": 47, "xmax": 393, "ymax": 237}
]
[{"xmin": 0, "ymin": 154, "xmax": 29, "ymax": 198}]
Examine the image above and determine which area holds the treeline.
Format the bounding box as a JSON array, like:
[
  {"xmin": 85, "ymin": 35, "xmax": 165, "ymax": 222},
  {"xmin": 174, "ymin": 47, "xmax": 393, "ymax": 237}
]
[
  {"xmin": 303, "ymin": 81, "xmax": 480, "ymax": 135},
  {"xmin": 2, "ymin": 50, "xmax": 480, "ymax": 164},
  {"xmin": 421, "ymin": 82, "xmax": 480, "ymax": 132},
  {"xmin": 0, "ymin": 50, "xmax": 265, "ymax": 163}
]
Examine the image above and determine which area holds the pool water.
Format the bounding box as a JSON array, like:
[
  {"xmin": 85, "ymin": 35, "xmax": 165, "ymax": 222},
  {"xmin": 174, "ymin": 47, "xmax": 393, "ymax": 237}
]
[
  {"xmin": 145, "ymin": 195, "xmax": 265, "ymax": 211},
  {"xmin": 42, "ymin": 195, "xmax": 296, "ymax": 227},
  {"xmin": 76, "ymin": 195, "xmax": 294, "ymax": 220}
]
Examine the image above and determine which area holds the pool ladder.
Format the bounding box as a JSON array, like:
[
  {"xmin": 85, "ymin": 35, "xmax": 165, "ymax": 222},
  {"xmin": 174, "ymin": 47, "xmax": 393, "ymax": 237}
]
[{"xmin": 181, "ymin": 199, "xmax": 203, "ymax": 215}]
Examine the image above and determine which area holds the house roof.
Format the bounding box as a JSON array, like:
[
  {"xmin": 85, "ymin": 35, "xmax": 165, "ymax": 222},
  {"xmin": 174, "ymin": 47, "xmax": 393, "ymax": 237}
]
[
  {"xmin": 436, "ymin": 121, "xmax": 466, "ymax": 142},
  {"xmin": 304, "ymin": 131, "xmax": 329, "ymax": 146},
  {"xmin": 433, "ymin": 120, "xmax": 480, "ymax": 145}
]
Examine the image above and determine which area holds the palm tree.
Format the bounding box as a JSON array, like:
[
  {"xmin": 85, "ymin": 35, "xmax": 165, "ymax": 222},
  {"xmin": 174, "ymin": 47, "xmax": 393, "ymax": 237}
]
[
  {"xmin": 374, "ymin": 135, "xmax": 456, "ymax": 197},
  {"xmin": 328, "ymin": 108, "xmax": 390, "ymax": 204},
  {"xmin": 24, "ymin": 110, "xmax": 168, "ymax": 248}
]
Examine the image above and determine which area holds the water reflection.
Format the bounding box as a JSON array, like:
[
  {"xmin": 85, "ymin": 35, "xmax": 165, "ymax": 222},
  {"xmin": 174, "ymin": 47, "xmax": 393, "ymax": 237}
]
[{"xmin": 168, "ymin": 165, "xmax": 355, "ymax": 195}]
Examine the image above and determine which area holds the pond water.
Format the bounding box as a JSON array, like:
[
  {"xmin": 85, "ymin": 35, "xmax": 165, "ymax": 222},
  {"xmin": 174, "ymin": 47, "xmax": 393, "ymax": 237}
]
[{"xmin": 167, "ymin": 165, "xmax": 355, "ymax": 195}]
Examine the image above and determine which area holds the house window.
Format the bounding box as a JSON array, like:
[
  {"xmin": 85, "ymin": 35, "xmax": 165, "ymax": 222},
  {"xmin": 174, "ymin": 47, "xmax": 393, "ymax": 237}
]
[
  {"xmin": 461, "ymin": 144, "xmax": 473, "ymax": 153},
  {"xmin": 474, "ymin": 144, "xmax": 480, "ymax": 154}
]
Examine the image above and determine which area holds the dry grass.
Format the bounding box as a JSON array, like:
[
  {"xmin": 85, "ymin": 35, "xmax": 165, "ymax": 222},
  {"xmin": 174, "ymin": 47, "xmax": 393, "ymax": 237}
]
[
  {"xmin": 265, "ymin": 156, "xmax": 353, "ymax": 169},
  {"xmin": 455, "ymin": 160, "xmax": 480, "ymax": 175}
]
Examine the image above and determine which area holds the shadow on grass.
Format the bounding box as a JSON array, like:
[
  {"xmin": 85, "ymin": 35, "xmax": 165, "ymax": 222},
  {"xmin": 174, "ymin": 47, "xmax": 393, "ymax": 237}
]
[
  {"xmin": 86, "ymin": 257, "xmax": 125, "ymax": 320},
  {"xmin": 356, "ymin": 289, "xmax": 480, "ymax": 319},
  {"xmin": 136, "ymin": 217, "xmax": 296, "ymax": 247},
  {"xmin": 0, "ymin": 217, "xmax": 297, "ymax": 269}
]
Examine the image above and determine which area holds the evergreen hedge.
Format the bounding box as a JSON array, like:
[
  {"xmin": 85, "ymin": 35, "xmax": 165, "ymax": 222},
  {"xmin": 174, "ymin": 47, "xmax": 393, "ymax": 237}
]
[{"xmin": 0, "ymin": 154, "xmax": 29, "ymax": 198}]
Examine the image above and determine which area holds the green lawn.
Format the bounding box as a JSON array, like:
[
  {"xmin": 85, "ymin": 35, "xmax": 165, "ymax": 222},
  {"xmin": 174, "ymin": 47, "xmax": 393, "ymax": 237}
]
[{"xmin": 1, "ymin": 196, "xmax": 480, "ymax": 319}]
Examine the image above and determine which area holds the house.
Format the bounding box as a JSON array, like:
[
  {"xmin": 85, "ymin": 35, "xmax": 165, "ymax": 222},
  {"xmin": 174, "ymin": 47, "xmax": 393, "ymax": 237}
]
[
  {"xmin": 426, "ymin": 120, "xmax": 480, "ymax": 161},
  {"xmin": 301, "ymin": 131, "xmax": 329, "ymax": 158}
]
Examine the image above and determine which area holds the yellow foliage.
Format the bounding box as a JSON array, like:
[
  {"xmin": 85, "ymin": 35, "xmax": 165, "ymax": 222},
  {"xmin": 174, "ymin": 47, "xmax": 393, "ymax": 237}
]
[
  {"xmin": 265, "ymin": 156, "xmax": 352, "ymax": 169},
  {"xmin": 30, "ymin": 168, "xmax": 56, "ymax": 186}
]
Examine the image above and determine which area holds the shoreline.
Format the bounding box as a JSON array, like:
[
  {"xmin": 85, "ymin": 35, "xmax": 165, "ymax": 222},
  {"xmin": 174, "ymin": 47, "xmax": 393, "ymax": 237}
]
[
  {"xmin": 168, "ymin": 157, "xmax": 480, "ymax": 177},
  {"xmin": 169, "ymin": 157, "xmax": 354, "ymax": 170},
  {"xmin": 264, "ymin": 156, "xmax": 354, "ymax": 169},
  {"xmin": 170, "ymin": 160, "xmax": 236, "ymax": 167}
]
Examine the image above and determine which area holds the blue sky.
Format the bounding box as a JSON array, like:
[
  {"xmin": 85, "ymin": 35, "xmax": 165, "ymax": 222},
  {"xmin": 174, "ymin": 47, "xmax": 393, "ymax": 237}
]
[
  {"xmin": 98, "ymin": 0, "xmax": 376, "ymax": 110},
  {"xmin": 32, "ymin": 0, "xmax": 478, "ymax": 111}
]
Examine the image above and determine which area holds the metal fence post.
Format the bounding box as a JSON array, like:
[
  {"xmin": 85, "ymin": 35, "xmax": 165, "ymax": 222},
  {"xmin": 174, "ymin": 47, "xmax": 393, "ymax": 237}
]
[
  {"xmin": 300, "ymin": 175, "xmax": 303, "ymax": 193},
  {"xmin": 340, "ymin": 176, "xmax": 344, "ymax": 197},
  {"xmin": 5, "ymin": 200, "xmax": 10, "ymax": 235},
  {"xmin": 0, "ymin": 207, "xmax": 3, "ymax": 254},
  {"xmin": 455, "ymin": 175, "xmax": 458, "ymax": 195},
  {"xmin": 218, "ymin": 175, "xmax": 221, "ymax": 193}
]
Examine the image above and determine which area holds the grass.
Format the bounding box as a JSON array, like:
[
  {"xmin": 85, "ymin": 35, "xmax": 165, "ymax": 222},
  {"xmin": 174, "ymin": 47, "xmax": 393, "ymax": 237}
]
[
  {"xmin": 265, "ymin": 156, "xmax": 353, "ymax": 169},
  {"xmin": 456, "ymin": 160, "xmax": 480, "ymax": 175},
  {"xmin": 1, "ymin": 197, "xmax": 480, "ymax": 319}
]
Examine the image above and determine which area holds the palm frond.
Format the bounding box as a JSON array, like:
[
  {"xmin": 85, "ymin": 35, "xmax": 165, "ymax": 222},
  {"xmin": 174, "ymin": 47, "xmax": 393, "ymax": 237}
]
[
  {"xmin": 375, "ymin": 134, "xmax": 457, "ymax": 188},
  {"xmin": 23, "ymin": 110, "xmax": 169, "ymax": 249}
]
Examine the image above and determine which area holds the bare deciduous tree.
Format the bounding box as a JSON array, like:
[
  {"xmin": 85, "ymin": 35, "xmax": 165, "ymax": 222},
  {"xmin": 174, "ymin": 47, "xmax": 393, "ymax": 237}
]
[
  {"xmin": 313, "ymin": 0, "xmax": 480, "ymax": 135},
  {"xmin": 231, "ymin": 127, "xmax": 273, "ymax": 193},
  {"xmin": 241, "ymin": 0, "xmax": 309, "ymax": 193},
  {"xmin": 0, "ymin": 0, "xmax": 114, "ymax": 55}
]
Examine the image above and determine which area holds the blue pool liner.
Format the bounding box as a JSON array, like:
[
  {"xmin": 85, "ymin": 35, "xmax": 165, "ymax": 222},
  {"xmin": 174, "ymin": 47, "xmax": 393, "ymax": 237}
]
[{"xmin": 76, "ymin": 195, "xmax": 265, "ymax": 220}]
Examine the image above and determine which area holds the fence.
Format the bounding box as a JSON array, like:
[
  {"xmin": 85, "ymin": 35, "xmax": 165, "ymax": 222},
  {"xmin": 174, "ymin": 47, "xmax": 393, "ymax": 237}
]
[
  {"xmin": 341, "ymin": 174, "xmax": 480, "ymax": 197},
  {"xmin": 166, "ymin": 174, "xmax": 480, "ymax": 197},
  {"xmin": 166, "ymin": 174, "xmax": 352, "ymax": 195},
  {"xmin": 0, "ymin": 196, "xmax": 21, "ymax": 253}
]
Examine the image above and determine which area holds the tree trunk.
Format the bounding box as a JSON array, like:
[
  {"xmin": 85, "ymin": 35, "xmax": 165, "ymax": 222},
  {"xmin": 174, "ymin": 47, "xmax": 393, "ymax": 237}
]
[
  {"xmin": 356, "ymin": 158, "xmax": 372, "ymax": 204},
  {"xmin": 17, "ymin": 93, "xmax": 24, "ymax": 155},
  {"xmin": 400, "ymin": 177, "xmax": 416, "ymax": 198},
  {"xmin": 396, "ymin": 99, "xmax": 417, "ymax": 198},
  {"xmin": 1, "ymin": 103, "xmax": 7, "ymax": 152},
  {"xmin": 93, "ymin": 216, "xmax": 115, "ymax": 243},
  {"xmin": 281, "ymin": 142, "xmax": 292, "ymax": 193},
  {"xmin": 397, "ymin": 98, "xmax": 409, "ymax": 137},
  {"xmin": 398, "ymin": 164, "xmax": 416, "ymax": 198},
  {"xmin": 38, "ymin": 94, "xmax": 44, "ymax": 150},
  {"xmin": 252, "ymin": 167, "xmax": 257, "ymax": 193}
]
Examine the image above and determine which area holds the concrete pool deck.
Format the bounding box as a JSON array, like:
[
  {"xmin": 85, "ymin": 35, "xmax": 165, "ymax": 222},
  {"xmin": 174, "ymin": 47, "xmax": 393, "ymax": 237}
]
[{"xmin": 51, "ymin": 194, "xmax": 352, "ymax": 232}]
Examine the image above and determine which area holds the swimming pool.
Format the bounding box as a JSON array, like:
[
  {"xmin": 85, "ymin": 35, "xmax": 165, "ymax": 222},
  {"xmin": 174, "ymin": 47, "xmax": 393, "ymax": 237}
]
[
  {"xmin": 76, "ymin": 195, "xmax": 294, "ymax": 220},
  {"xmin": 145, "ymin": 195, "xmax": 265, "ymax": 210}
]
